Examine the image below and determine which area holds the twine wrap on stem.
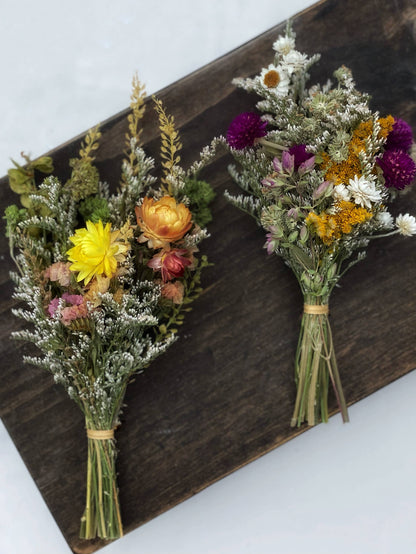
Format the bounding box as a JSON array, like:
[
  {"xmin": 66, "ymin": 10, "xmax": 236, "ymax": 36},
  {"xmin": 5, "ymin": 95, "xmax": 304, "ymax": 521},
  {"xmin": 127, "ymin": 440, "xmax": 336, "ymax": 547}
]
[
  {"xmin": 86, "ymin": 428, "xmax": 115, "ymax": 440},
  {"xmin": 303, "ymin": 303, "xmax": 329, "ymax": 315}
]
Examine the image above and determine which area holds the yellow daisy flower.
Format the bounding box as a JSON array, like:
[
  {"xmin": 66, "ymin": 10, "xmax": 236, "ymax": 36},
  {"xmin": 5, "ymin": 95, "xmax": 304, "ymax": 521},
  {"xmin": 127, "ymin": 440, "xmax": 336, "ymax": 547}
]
[{"xmin": 67, "ymin": 220, "xmax": 130, "ymax": 284}]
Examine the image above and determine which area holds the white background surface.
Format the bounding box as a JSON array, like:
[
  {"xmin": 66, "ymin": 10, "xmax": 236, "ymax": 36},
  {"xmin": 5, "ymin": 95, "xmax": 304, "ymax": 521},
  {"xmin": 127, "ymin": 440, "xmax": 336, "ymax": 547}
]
[{"xmin": 1, "ymin": 1, "xmax": 416, "ymax": 553}]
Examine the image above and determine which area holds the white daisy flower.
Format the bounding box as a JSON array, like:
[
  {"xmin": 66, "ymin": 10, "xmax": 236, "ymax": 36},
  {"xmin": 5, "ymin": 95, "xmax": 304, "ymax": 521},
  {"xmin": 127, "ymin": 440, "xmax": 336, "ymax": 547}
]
[
  {"xmin": 376, "ymin": 211, "xmax": 394, "ymax": 230},
  {"xmin": 347, "ymin": 175, "xmax": 382, "ymax": 209},
  {"xmin": 333, "ymin": 183, "xmax": 350, "ymax": 202},
  {"xmin": 395, "ymin": 213, "xmax": 416, "ymax": 236},
  {"xmin": 282, "ymin": 51, "xmax": 309, "ymax": 75},
  {"xmin": 258, "ymin": 64, "xmax": 290, "ymax": 97},
  {"xmin": 272, "ymin": 35, "xmax": 296, "ymax": 55}
]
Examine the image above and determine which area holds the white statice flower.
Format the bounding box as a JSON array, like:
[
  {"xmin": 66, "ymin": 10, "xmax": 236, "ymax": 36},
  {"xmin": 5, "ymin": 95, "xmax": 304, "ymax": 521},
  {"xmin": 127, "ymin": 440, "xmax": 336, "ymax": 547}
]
[
  {"xmin": 272, "ymin": 35, "xmax": 296, "ymax": 55},
  {"xmin": 282, "ymin": 51, "xmax": 309, "ymax": 75},
  {"xmin": 347, "ymin": 175, "xmax": 382, "ymax": 209},
  {"xmin": 258, "ymin": 64, "xmax": 290, "ymax": 97},
  {"xmin": 376, "ymin": 210, "xmax": 394, "ymax": 230},
  {"xmin": 333, "ymin": 183, "xmax": 350, "ymax": 202},
  {"xmin": 395, "ymin": 213, "xmax": 416, "ymax": 236}
]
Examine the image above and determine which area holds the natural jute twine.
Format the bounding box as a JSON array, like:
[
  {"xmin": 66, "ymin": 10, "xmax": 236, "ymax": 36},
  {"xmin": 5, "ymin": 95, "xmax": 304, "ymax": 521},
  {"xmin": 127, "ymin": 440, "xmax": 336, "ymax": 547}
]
[
  {"xmin": 303, "ymin": 304, "xmax": 329, "ymax": 315},
  {"xmin": 86, "ymin": 428, "xmax": 115, "ymax": 440}
]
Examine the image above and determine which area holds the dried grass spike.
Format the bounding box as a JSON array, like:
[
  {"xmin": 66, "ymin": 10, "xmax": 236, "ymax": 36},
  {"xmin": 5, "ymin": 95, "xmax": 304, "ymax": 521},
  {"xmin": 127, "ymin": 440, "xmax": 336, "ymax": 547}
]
[
  {"xmin": 79, "ymin": 125, "xmax": 101, "ymax": 164},
  {"xmin": 125, "ymin": 73, "xmax": 146, "ymax": 150},
  {"xmin": 153, "ymin": 96, "xmax": 182, "ymax": 192}
]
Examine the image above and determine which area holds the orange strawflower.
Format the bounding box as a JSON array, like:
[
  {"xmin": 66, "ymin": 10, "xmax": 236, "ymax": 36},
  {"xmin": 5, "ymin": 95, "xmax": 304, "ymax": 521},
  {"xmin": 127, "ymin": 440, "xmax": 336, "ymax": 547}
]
[{"xmin": 135, "ymin": 196, "xmax": 192, "ymax": 249}]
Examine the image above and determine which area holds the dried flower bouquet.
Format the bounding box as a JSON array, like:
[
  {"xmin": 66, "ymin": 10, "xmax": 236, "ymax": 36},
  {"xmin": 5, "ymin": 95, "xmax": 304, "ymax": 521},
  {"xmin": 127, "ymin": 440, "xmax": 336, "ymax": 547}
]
[
  {"xmin": 221, "ymin": 24, "xmax": 416, "ymax": 427},
  {"xmin": 4, "ymin": 77, "xmax": 216, "ymax": 540}
]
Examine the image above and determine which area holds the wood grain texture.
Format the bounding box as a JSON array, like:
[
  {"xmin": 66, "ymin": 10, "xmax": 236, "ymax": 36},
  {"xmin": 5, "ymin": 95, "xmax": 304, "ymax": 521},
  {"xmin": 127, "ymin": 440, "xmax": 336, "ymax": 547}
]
[{"xmin": 1, "ymin": 0, "xmax": 416, "ymax": 551}]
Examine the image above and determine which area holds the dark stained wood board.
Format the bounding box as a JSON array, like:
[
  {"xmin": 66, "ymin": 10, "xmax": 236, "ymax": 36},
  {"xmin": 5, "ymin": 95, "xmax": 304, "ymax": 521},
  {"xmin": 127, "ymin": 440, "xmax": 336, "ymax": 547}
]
[{"xmin": 1, "ymin": 0, "xmax": 416, "ymax": 552}]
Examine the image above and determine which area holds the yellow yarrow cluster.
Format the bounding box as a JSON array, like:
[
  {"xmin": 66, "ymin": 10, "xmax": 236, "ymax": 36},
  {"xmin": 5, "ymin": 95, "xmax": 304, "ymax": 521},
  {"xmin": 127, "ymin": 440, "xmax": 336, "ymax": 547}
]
[
  {"xmin": 320, "ymin": 116, "xmax": 395, "ymax": 185},
  {"xmin": 306, "ymin": 201, "xmax": 373, "ymax": 245}
]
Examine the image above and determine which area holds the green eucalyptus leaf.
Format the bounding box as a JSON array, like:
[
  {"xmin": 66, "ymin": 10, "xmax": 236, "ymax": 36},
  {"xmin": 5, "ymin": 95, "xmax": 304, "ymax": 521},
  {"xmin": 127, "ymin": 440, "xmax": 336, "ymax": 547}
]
[
  {"xmin": 32, "ymin": 156, "xmax": 54, "ymax": 174},
  {"xmin": 8, "ymin": 169, "xmax": 33, "ymax": 194},
  {"xmin": 20, "ymin": 193, "xmax": 34, "ymax": 208},
  {"xmin": 327, "ymin": 263, "xmax": 338, "ymax": 280},
  {"xmin": 290, "ymin": 245, "xmax": 314, "ymax": 269}
]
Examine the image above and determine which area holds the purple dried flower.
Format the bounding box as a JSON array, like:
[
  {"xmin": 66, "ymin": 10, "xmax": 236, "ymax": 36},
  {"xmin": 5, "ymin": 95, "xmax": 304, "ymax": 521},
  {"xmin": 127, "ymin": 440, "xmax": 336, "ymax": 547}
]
[
  {"xmin": 226, "ymin": 112, "xmax": 267, "ymax": 150},
  {"xmin": 377, "ymin": 149, "xmax": 416, "ymax": 190},
  {"xmin": 288, "ymin": 144, "xmax": 314, "ymax": 170},
  {"xmin": 385, "ymin": 118, "xmax": 413, "ymax": 152}
]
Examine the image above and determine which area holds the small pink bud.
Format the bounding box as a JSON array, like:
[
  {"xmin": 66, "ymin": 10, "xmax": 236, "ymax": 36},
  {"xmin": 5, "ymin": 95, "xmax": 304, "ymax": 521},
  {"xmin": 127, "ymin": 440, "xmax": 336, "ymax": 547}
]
[
  {"xmin": 261, "ymin": 177, "xmax": 276, "ymax": 188},
  {"xmin": 272, "ymin": 157, "xmax": 282, "ymax": 173},
  {"xmin": 313, "ymin": 180, "xmax": 331, "ymax": 199},
  {"xmin": 298, "ymin": 156, "xmax": 315, "ymax": 175},
  {"xmin": 282, "ymin": 151, "xmax": 295, "ymax": 172}
]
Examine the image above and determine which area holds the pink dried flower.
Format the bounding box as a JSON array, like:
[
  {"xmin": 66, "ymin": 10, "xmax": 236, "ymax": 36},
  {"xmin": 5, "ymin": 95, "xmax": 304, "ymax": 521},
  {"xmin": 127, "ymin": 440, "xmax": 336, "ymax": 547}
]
[
  {"xmin": 44, "ymin": 262, "xmax": 72, "ymax": 286},
  {"xmin": 61, "ymin": 302, "xmax": 88, "ymax": 325},
  {"xmin": 47, "ymin": 297, "xmax": 60, "ymax": 317},
  {"xmin": 148, "ymin": 249, "xmax": 192, "ymax": 282},
  {"xmin": 62, "ymin": 293, "xmax": 84, "ymax": 306},
  {"xmin": 47, "ymin": 293, "xmax": 86, "ymax": 322},
  {"xmin": 161, "ymin": 281, "xmax": 185, "ymax": 304}
]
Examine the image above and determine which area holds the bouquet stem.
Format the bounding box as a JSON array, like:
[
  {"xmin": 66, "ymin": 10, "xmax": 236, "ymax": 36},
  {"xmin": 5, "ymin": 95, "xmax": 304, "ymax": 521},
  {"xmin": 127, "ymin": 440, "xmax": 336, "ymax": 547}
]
[
  {"xmin": 291, "ymin": 297, "xmax": 349, "ymax": 427},
  {"xmin": 79, "ymin": 427, "xmax": 123, "ymax": 540}
]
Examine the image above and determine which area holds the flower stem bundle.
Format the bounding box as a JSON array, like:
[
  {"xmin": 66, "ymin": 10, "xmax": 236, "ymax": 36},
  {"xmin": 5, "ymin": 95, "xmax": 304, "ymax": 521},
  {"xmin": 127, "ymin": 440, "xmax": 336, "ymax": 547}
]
[
  {"xmin": 4, "ymin": 77, "xmax": 217, "ymax": 539},
  {"xmin": 292, "ymin": 300, "xmax": 348, "ymax": 427},
  {"xmin": 221, "ymin": 23, "xmax": 416, "ymax": 426},
  {"xmin": 80, "ymin": 430, "xmax": 121, "ymax": 540}
]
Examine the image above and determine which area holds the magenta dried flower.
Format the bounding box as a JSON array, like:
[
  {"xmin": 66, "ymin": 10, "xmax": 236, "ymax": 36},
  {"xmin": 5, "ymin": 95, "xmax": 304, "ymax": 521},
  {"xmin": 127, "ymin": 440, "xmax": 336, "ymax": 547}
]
[
  {"xmin": 377, "ymin": 149, "xmax": 416, "ymax": 190},
  {"xmin": 385, "ymin": 118, "xmax": 413, "ymax": 152},
  {"xmin": 288, "ymin": 144, "xmax": 314, "ymax": 170},
  {"xmin": 226, "ymin": 112, "xmax": 267, "ymax": 149}
]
